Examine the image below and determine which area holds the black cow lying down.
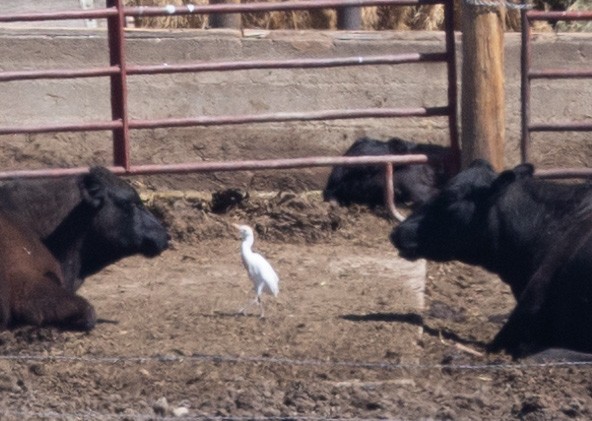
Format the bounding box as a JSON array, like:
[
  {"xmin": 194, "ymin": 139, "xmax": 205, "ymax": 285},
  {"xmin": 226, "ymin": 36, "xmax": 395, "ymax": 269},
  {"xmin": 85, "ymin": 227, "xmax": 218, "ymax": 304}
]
[
  {"xmin": 323, "ymin": 137, "xmax": 452, "ymax": 209},
  {"xmin": 0, "ymin": 167, "xmax": 169, "ymax": 331},
  {"xmin": 391, "ymin": 159, "xmax": 592, "ymax": 358}
]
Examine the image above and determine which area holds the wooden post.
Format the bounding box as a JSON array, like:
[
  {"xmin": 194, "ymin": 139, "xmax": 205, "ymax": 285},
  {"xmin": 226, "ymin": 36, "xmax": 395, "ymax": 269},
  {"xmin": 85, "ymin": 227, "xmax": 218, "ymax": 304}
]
[
  {"xmin": 461, "ymin": 2, "xmax": 505, "ymax": 171},
  {"xmin": 209, "ymin": 0, "xmax": 241, "ymax": 29}
]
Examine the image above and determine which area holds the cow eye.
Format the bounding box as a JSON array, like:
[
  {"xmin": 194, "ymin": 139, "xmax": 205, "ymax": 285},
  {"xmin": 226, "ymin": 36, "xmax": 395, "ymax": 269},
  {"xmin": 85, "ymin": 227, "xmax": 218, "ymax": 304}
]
[{"xmin": 112, "ymin": 197, "xmax": 135, "ymax": 212}]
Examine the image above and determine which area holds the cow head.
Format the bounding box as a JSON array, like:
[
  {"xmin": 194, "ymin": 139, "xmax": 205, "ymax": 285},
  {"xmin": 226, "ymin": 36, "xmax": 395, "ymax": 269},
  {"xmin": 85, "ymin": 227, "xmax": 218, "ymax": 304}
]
[
  {"xmin": 391, "ymin": 160, "xmax": 534, "ymax": 265},
  {"xmin": 78, "ymin": 167, "xmax": 169, "ymax": 275}
]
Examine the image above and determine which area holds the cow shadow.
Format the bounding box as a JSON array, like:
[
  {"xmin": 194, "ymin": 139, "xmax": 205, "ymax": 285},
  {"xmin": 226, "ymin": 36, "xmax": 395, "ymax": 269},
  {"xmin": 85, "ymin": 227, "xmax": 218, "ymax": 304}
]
[{"xmin": 340, "ymin": 312, "xmax": 488, "ymax": 348}]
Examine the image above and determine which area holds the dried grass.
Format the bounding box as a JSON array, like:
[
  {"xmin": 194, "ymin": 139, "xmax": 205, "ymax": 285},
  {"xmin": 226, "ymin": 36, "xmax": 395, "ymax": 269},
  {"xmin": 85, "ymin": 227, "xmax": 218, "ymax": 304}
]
[
  {"xmin": 123, "ymin": 0, "xmax": 554, "ymax": 32},
  {"xmin": 125, "ymin": 0, "xmax": 209, "ymax": 29}
]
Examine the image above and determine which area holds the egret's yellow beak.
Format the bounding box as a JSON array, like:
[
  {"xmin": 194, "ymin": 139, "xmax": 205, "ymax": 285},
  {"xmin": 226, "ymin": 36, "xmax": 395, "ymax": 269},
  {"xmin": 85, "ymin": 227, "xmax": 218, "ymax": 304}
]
[{"xmin": 232, "ymin": 223, "xmax": 241, "ymax": 230}]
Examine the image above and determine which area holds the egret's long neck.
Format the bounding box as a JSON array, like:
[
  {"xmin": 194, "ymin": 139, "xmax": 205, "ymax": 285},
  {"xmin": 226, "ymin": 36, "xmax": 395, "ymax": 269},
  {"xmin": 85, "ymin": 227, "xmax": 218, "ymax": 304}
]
[{"xmin": 241, "ymin": 235, "xmax": 255, "ymax": 257}]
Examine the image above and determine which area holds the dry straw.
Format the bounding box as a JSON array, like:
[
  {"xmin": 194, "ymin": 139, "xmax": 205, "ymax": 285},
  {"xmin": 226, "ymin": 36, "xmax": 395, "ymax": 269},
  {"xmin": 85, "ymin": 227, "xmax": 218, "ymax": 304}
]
[{"xmin": 123, "ymin": 1, "xmax": 554, "ymax": 33}]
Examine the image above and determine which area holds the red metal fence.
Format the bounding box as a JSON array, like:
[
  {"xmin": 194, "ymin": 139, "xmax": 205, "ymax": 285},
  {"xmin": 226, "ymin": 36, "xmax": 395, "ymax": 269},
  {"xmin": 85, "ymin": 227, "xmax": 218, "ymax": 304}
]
[
  {"xmin": 521, "ymin": 7, "xmax": 592, "ymax": 178},
  {"xmin": 0, "ymin": 0, "xmax": 459, "ymax": 178}
]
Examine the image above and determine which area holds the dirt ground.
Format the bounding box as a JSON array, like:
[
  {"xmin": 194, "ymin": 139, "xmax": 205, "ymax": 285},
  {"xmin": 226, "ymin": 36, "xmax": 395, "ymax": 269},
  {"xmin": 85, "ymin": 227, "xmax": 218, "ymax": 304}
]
[{"xmin": 0, "ymin": 191, "xmax": 590, "ymax": 421}]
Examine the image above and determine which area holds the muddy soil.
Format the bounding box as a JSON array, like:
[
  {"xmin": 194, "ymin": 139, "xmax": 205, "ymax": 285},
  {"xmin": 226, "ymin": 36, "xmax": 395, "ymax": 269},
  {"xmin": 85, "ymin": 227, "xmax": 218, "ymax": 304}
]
[{"xmin": 0, "ymin": 193, "xmax": 590, "ymax": 420}]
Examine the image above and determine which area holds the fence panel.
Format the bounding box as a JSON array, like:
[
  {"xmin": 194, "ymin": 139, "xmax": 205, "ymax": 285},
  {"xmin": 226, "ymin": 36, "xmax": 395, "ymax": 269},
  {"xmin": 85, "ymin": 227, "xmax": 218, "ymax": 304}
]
[
  {"xmin": 521, "ymin": 7, "xmax": 592, "ymax": 178},
  {"xmin": 0, "ymin": 0, "xmax": 459, "ymax": 217}
]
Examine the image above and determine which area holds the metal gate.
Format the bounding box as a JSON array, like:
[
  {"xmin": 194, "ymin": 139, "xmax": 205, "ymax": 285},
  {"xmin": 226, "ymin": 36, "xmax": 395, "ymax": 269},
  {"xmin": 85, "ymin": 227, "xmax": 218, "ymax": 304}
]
[
  {"xmin": 521, "ymin": 6, "xmax": 592, "ymax": 178},
  {"xmin": 0, "ymin": 0, "xmax": 458, "ymax": 220},
  {"xmin": 0, "ymin": 0, "xmax": 459, "ymax": 178}
]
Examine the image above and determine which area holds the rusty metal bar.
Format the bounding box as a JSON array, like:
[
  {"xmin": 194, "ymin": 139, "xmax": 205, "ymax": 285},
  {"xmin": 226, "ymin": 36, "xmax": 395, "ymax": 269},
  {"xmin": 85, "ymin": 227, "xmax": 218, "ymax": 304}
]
[
  {"xmin": 124, "ymin": 0, "xmax": 445, "ymax": 18},
  {"xmin": 0, "ymin": 121, "xmax": 121, "ymax": 136},
  {"xmin": 0, "ymin": 9, "xmax": 117, "ymax": 22},
  {"xmin": 0, "ymin": 154, "xmax": 430, "ymax": 180},
  {"xmin": 384, "ymin": 163, "xmax": 406, "ymax": 221},
  {"xmin": 529, "ymin": 68, "xmax": 592, "ymax": 79},
  {"xmin": 529, "ymin": 122, "xmax": 592, "ymax": 132},
  {"xmin": 337, "ymin": 4, "xmax": 362, "ymax": 30},
  {"xmin": 526, "ymin": 10, "xmax": 592, "ymax": 21},
  {"xmin": 0, "ymin": 55, "xmax": 449, "ymax": 84},
  {"xmin": 108, "ymin": 0, "xmax": 130, "ymax": 170},
  {"xmin": 521, "ymin": 5, "xmax": 592, "ymax": 172},
  {"xmin": 520, "ymin": 5, "xmax": 531, "ymax": 164},
  {"xmin": 8, "ymin": 157, "xmax": 592, "ymax": 181},
  {"xmin": 444, "ymin": 0, "xmax": 459, "ymax": 173},
  {"xmin": 0, "ymin": 107, "xmax": 449, "ymax": 136},
  {"xmin": 130, "ymin": 154, "xmax": 431, "ymax": 173},
  {"xmin": 129, "ymin": 107, "xmax": 450, "ymax": 130},
  {"xmin": 536, "ymin": 168, "xmax": 592, "ymax": 179},
  {"xmin": 0, "ymin": 67, "xmax": 119, "ymax": 83},
  {"xmin": 0, "ymin": 0, "xmax": 459, "ymax": 187},
  {"xmin": 126, "ymin": 53, "xmax": 448, "ymax": 76}
]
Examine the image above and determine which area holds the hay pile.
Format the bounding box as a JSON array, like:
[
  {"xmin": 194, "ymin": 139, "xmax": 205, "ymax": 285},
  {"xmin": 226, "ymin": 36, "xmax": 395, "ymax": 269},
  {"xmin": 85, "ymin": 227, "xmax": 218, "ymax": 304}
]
[
  {"xmin": 124, "ymin": 0, "xmax": 446, "ymax": 31},
  {"xmin": 143, "ymin": 189, "xmax": 360, "ymax": 244},
  {"xmin": 124, "ymin": 0, "xmax": 555, "ymax": 32}
]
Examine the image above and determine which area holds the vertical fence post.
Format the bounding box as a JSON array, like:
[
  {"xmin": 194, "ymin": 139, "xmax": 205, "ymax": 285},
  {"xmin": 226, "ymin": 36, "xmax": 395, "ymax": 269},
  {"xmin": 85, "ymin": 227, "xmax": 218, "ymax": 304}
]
[
  {"xmin": 444, "ymin": 0, "xmax": 460, "ymax": 174},
  {"xmin": 209, "ymin": 0, "xmax": 241, "ymax": 29},
  {"xmin": 461, "ymin": 0, "xmax": 506, "ymax": 171},
  {"xmin": 337, "ymin": 6, "xmax": 362, "ymax": 30},
  {"xmin": 520, "ymin": 6, "xmax": 531, "ymax": 164},
  {"xmin": 107, "ymin": 0, "xmax": 130, "ymax": 170}
]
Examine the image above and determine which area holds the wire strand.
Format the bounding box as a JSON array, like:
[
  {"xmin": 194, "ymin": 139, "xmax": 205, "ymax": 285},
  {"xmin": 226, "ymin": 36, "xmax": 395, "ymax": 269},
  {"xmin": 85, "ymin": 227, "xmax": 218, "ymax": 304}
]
[{"xmin": 2, "ymin": 351, "xmax": 592, "ymax": 370}]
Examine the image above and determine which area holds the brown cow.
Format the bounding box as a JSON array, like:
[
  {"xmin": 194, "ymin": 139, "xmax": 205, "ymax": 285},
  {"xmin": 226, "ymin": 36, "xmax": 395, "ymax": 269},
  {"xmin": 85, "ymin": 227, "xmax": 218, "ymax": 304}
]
[
  {"xmin": 0, "ymin": 167, "xmax": 169, "ymax": 330},
  {"xmin": 0, "ymin": 210, "xmax": 94, "ymax": 329}
]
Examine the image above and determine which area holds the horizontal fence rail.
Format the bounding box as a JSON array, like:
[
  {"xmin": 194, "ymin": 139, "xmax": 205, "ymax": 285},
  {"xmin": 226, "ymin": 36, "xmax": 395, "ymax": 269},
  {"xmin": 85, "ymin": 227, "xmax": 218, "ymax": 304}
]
[
  {"xmin": 0, "ymin": 154, "xmax": 431, "ymax": 179},
  {"xmin": 0, "ymin": 66, "xmax": 120, "ymax": 82},
  {"xmin": 526, "ymin": 10, "xmax": 592, "ymax": 21},
  {"xmin": 521, "ymin": 7, "xmax": 592, "ymax": 177},
  {"xmin": 0, "ymin": 107, "xmax": 450, "ymax": 134},
  {"xmin": 0, "ymin": 53, "xmax": 447, "ymax": 82},
  {"xmin": 0, "ymin": 9, "xmax": 117, "ymax": 23},
  {"xmin": 125, "ymin": 0, "xmax": 448, "ymax": 17},
  {"xmin": 126, "ymin": 53, "xmax": 450, "ymax": 75},
  {"xmin": 0, "ymin": 0, "xmax": 459, "ymax": 212},
  {"xmin": 0, "ymin": 154, "xmax": 435, "ymax": 220}
]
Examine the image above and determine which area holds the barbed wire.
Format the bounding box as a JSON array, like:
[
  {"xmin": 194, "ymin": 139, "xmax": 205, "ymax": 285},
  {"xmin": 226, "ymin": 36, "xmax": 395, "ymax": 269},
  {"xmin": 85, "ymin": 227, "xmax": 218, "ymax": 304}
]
[
  {"xmin": 2, "ymin": 351, "xmax": 592, "ymax": 370},
  {"xmin": 462, "ymin": 0, "xmax": 534, "ymax": 10}
]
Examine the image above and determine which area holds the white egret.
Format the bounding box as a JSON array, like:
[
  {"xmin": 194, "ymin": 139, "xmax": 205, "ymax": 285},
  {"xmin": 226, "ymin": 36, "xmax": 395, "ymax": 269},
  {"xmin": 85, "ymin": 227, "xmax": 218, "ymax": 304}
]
[{"xmin": 233, "ymin": 224, "xmax": 279, "ymax": 318}]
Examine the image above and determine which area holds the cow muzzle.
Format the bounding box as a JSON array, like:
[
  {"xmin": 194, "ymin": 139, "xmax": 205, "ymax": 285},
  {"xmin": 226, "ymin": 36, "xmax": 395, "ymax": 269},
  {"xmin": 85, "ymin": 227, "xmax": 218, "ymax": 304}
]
[{"xmin": 390, "ymin": 226, "xmax": 420, "ymax": 261}]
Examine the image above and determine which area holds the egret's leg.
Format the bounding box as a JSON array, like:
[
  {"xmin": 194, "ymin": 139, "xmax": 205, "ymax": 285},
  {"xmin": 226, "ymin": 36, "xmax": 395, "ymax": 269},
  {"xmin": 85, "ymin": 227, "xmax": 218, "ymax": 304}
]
[
  {"xmin": 238, "ymin": 296, "xmax": 259, "ymax": 315},
  {"xmin": 258, "ymin": 296, "xmax": 265, "ymax": 319}
]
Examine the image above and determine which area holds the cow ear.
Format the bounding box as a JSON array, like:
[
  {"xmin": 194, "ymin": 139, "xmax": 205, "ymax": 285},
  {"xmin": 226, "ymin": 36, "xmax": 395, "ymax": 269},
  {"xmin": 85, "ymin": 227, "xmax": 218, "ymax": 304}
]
[
  {"xmin": 491, "ymin": 169, "xmax": 519, "ymax": 193},
  {"xmin": 513, "ymin": 163, "xmax": 535, "ymax": 179},
  {"xmin": 80, "ymin": 171, "xmax": 106, "ymax": 208},
  {"xmin": 491, "ymin": 163, "xmax": 535, "ymax": 193}
]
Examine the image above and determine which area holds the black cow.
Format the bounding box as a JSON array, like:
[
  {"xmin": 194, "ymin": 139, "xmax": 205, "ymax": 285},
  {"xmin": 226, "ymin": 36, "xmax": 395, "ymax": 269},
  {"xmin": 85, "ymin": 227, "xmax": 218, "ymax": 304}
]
[
  {"xmin": 391, "ymin": 159, "xmax": 592, "ymax": 358},
  {"xmin": 0, "ymin": 167, "xmax": 169, "ymax": 330},
  {"xmin": 323, "ymin": 137, "xmax": 451, "ymax": 209}
]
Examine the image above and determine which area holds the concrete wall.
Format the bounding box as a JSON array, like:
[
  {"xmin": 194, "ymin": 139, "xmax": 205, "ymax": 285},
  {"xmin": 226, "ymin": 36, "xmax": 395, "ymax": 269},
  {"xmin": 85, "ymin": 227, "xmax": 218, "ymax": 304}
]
[{"xmin": 0, "ymin": 28, "xmax": 590, "ymax": 191}]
